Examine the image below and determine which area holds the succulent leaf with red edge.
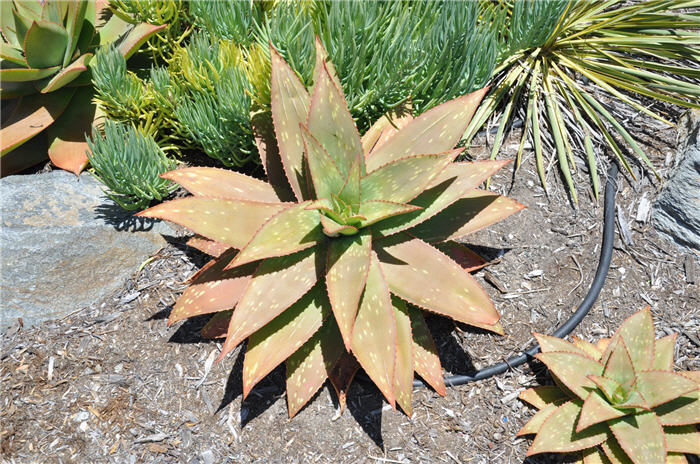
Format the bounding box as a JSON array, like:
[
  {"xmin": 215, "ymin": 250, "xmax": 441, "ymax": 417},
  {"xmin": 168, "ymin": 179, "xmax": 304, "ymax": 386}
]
[
  {"xmin": 519, "ymin": 307, "xmax": 700, "ymax": 464},
  {"xmin": 138, "ymin": 40, "xmax": 523, "ymax": 418}
]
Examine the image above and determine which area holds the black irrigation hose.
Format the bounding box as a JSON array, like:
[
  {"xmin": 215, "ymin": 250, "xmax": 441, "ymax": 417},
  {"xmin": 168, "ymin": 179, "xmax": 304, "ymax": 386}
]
[{"xmin": 413, "ymin": 162, "xmax": 620, "ymax": 389}]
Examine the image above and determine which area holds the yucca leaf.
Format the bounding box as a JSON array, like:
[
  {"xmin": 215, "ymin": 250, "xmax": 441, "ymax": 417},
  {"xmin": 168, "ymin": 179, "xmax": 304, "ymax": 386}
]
[
  {"xmin": 226, "ymin": 202, "xmax": 322, "ymax": 268},
  {"xmin": 435, "ymin": 242, "xmax": 487, "ymax": 272},
  {"xmin": 602, "ymin": 307, "xmax": 655, "ymax": 372},
  {"xmin": 367, "ymin": 87, "xmax": 488, "ymax": 171},
  {"xmin": 536, "ymin": 352, "xmax": 604, "ymax": 400},
  {"xmin": 393, "ymin": 297, "xmax": 414, "ymax": 416},
  {"xmin": 608, "ymin": 412, "xmax": 666, "ymax": 464},
  {"xmin": 652, "ymin": 333, "xmax": 676, "ymax": 371},
  {"xmin": 517, "ymin": 402, "xmax": 561, "ymax": 436},
  {"xmin": 328, "ymin": 352, "xmax": 360, "ymax": 413},
  {"xmin": 307, "ymin": 62, "xmax": 363, "ymax": 177},
  {"xmin": 654, "ymin": 390, "xmax": 700, "ymax": 426},
  {"xmin": 270, "ymin": 45, "xmax": 311, "ymax": 200},
  {"xmin": 543, "ymin": 73, "xmax": 577, "ymax": 204},
  {"xmin": 286, "ymin": 318, "xmax": 344, "ymax": 418},
  {"xmin": 362, "ymin": 150, "xmax": 462, "ymax": 204},
  {"xmin": 218, "ymin": 247, "xmax": 321, "ymax": 361},
  {"xmin": 534, "ymin": 333, "xmax": 593, "ymax": 358},
  {"xmin": 604, "ymin": 339, "xmax": 636, "ymax": 386},
  {"xmin": 186, "ymin": 235, "xmax": 229, "ymax": 258},
  {"xmin": 300, "ymin": 125, "xmax": 346, "ymax": 200},
  {"xmin": 137, "ymin": 198, "xmax": 287, "ymax": 250},
  {"xmin": 201, "ymin": 310, "xmax": 232, "ymax": 339},
  {"xmin": 351, "ymin": 252, "xmax": 397, "ymax": 407},
  {"xmin": 408, "ymin": 306, "xmax": 446, "ymax": 396},
  {"xmin": 377, "ymin": 233, "xmax": 499, "ymax": 328},
  {"xmin": 526, "ymin": 401, "xmax": 610, "ymax": 456},
  {"xmin": 634, "ymin": 371, "xmax": 697, "ymax": 408},
  {"xmin": 40, "ymin": 53, "xmax": 91, "ymax": 93},
  {"xmin": 243, "ymin": 285, "xmax": 330, "ymax": 397},
  {"xmin": 664, "ymin": 425, "xmax": 700, "ymax": 455},
  {"xmin": 24, "ymin": 19, "xmax": 68, "ymax": 69},
  {"xmin": 162, "ymin": 167, "xmax": 281, "ymax": 203},
  {"xmin": 577, "ymin": 390, "xmax": 628, "ymax": 432}
]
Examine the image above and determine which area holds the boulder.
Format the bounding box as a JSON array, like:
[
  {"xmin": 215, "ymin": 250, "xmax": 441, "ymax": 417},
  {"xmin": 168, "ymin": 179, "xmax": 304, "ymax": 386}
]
[
  {"xmin": 1, "ymin": 171, "xmax": 173, "ymax": 328},
  {"xmin": 653, "ymin": 110, "xmax": 700, "ymax": 251}
]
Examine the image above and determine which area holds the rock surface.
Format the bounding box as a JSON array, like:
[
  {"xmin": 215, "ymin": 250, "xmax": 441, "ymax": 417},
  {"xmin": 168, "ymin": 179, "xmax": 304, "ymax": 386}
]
[
  {"xmin": 653, "ymin": 110, "xmax": 700, "ymax": 251},
  {"xmin": 1, "ymin": 171, "xmax": 173, "ymax": 328}
]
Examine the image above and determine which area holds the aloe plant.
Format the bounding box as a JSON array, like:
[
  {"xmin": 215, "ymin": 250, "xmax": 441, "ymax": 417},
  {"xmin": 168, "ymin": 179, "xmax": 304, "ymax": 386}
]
[
  {"xmin": 0, "ymin": 0, "xmax": 164, "ymax": 176},
  {"xmin": 138, "ymin": 40, "xmax": 524, "ymax": 417},
  {"xmin": 519, "ymin": 307, "xmax": 700, "ymax": 463}
]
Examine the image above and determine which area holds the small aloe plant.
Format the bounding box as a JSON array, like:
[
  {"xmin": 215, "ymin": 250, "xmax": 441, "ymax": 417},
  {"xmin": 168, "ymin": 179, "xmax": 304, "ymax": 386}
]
[
  {"xmin": 138, "ymin": 39, "xmax": 524, "ymax": 417},
  {"xmin": 519, "ymin": 307, "xmax": 700, "ymax": 463}
]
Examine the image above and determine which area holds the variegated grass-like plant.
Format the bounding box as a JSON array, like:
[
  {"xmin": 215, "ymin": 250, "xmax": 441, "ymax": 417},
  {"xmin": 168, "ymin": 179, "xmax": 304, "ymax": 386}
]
[
  {"xmin": 138, "ymin": 39, "xmax": 524, "ymax": 417},
  {"xmin": 519, "ymin": 307, "xmax": 699, "ymax": 463}
]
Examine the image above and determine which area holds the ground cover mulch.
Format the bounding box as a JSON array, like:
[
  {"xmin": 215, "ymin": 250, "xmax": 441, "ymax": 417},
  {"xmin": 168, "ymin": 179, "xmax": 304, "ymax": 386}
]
[{"xmin": 1, "ymin": 110, "xmax": 698, "ymax": 464}]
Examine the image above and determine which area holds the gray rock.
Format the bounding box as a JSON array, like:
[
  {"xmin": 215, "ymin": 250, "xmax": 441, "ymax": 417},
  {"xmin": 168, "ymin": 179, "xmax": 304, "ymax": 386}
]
[
  {"xmin": 653, "ymin": 110, "xmax": 700, "ymax": 251},
  {"xmin": 1, "ymin": 171, "xmax": 173, "ymax": 328}
]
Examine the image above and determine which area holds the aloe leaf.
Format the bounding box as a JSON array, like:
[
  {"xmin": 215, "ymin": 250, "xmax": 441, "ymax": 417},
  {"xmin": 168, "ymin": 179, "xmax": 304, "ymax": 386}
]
[
  {"xmin": 408, "ymin": 306, "xmax": 445, "ymax": 396},
  {"xmin": 270, "ymin": 45, "xmax": 311, "ymax": 200},
  {"xmin": 581, "ymin": 447, "xmax": 612, "ymax": 464},
  {"xmin": 351, "ymin": 252, "xmax": 397, "ymax": 407},
  {"xmin": 0, "ymin": 87, "xmax": 74, "ymax": 156},
  {"xmin": 377, "ymin": 233, "xmax": 500, "ymax": 328},
  {"xmin": 226, "ymin": 202, "xmax": 322, "ymax": 268},
  {"xmin": 517, "ymin": 402, "xmax": 560, "ymax": 436},
  {"xmin": 118, "ymin": 23, "xmax": 166, "ymax": 60},
  {"xmin": 0, "ymin": 66, "xmax": 63, "ymax": 83},
  {"xmin": 535, "ymin": 352, "xmax": 604, "ymax": 400},
  {"xmin": 137, "ymin": 198, "xmax": 287, "ymax": 249},
  {"xmin": 62, "ymin": 0, "xmax": 88, "ymax": 66},
  {"xmin": 393, "ymin": 297, "xmax": 414, "ymax": 416},
  {"xmin": 312, "ymin": 36, "xmax": 341, "ymax": 90},
  {"xmin": 534, "ymin": 333, "xmax": 593, "ymax": 358},
  {"xmin": 40, "ymin": 53, "xmax": 91, "ymax": 93},
  {"xmin": 367, "ymin": 87, "xmax": 488, "ymax": 171},
  {"xmin": 218, "ymin": 247, "xmax": 321, "ymax": 361},
  {"xmin": 434, "ymin": 242, "xmax": 487, "ymax": 272},
  {"xmin": 162, "ymin": 167, "xmax": 281, "ymax": 203},
  {"xmin": 320, "ymin": 214, "xmax": 357, "ymax": 237},
  {"xmin": 526, "ymin": 401, "xmax": 610, "ymax": 456},
  {"xmin": 23, "ymin": 19, "xmax": 68, "ymax": 69},
  {"xmin": 409, "ymin": 189, "xmax": 525, "ymax": 243},
  {"xmin": 652, "ymin": 334, "xmax": 676, "ymax": 371},
  {"xmin": 604, "ymin": 339, "xmax": 636, "ymax": 386},
  {"xmin": 602, "ymin": 308, "xmax": 655, "ymax": 372},
  {"xmin": 608, "ymin": 412, "xmax": 666, "ymax": 464},
  {"xmin": 654, "ymin": 390, "xmax": 700, "ymax": 426},
  {"xmin": 307, "ymin": 61, "xmax": 362, "ymax": 177},
  {"xmin": 186, "ymin": 235, "xmax": 229, "ymax": 258},
  {"xmin": 572, "ymin": 337, "xmax": 604, "ymax": 361},
  {"xmin": 577, "ymin": 390, "xmax": 629, "ymax": 432},
  {"xmin": 300, "ymin": 124, "xmax": 345, "ymax": 199},
  {"xmin": 243, "ymin": 285, "xmax": 330, "ymax": 397},
  {"xmin": 373, "ymin": 160, "xmax": 511, "ymax": 237},
  {"xmin": 666, "ymin": 453, "xmax": 689, "ymax": 464},
  {"xmin": 664, "ymin": 425, "xmax": 700, "ymax": 454},
  {"xmin": 362, "ymin": 106, "xmax": 414, "ymax": 156},
  {"xmin": 600, "ymin": 439, "xmax": 633, "ymax": 464},
  {"xmin": 11, "ymin": 6, "xmax": 33, "ymax": 45},
  {"xmin": 0, "ymin": 42, "xmax": 26, "ymax": 65},
  {"xmin": 634, "ymin": 371, "xmax": 697, "ymax": 408},
  {"xmin": 1, "ymin": 2, "xmax": 19, "ymax": 46},
  {"xmin": 326, "ymin": 230, "xmax": 371, "ymax": 349},
  {"xmin": 361, "ymin": 150, "xmax": 462, "ymax": 204},
  {"xmin": 327, "ymin": 352, "xmax": 360, "ymax": 413},
  {"xmin": 286, "ymin": 318, "xmax": 344, "ymax": 418},
  {"xmin": 251, "ymin": 110, "xmax": 296, "ymax": 202},
  {"xmin": 200, "ymin": 310, "xmax": 232, "ymax": 339},
  {"xmin": 357, "ymin": 201, "xmax": 420, "ymax": 227},
  {"xmin": 519, "ymin": 386, "xmax": 569, "ymax": 410},
  {"xmin": 169, "ymin": 250, "xmax": 257, "ymax": 325},
  {"xmin": 338, "ymin": 154, "xmax": 361, "ymax": 209}
]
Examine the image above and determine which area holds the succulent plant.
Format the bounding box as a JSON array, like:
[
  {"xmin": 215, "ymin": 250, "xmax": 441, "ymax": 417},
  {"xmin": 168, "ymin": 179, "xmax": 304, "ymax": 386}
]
[
  {"xmin": 0, "ymin": 0, "xmax": 164, "ymax": 176},
  {"xmin": 519, "ymin": 307, "xmax": 700, "ymax": 463},
  {"xmin": 138, "ymin": 40, "xmax": 523, "ymax": 417}
]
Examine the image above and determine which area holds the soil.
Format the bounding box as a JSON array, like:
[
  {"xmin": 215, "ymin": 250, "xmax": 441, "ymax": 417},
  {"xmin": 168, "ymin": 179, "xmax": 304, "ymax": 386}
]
[{"xmin": 1, "ymin": 109, "xmax": 698, "ymax": 464}]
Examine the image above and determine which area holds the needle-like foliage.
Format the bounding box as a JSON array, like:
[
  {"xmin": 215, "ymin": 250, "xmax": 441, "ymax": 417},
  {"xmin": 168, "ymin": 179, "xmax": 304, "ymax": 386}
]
[{"xmin": 138, "ymin": 42, "xmax": 524, "ymax": 417}]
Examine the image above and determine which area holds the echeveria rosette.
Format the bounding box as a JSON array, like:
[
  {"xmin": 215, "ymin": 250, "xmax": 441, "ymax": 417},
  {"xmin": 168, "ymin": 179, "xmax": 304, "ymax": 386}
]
[
  {"xmin": 519, "ymin": 307, "xmax": 700, "ymax": 464},
  {"xmin": 138, "ymin": 39, "xmax": 524, "ymax": 417}
]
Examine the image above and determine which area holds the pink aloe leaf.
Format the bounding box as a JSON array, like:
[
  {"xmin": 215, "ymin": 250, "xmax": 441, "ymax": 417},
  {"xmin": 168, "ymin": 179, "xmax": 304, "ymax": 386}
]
[
  {"xmin": 393, "ymin": 296, "xmax": 414, "ymax": 416},
  {"xmin": 200, "ymin": 310, "xmax": 232, "ymax": 339},
  {"xmin": 270, "ymin": 45, "xmax": 312, "ymax": 200},
  {"xmin": 664, "ymin": 425, "xmax": 700, "ymax": 454},
  {"xmin": 666, "ymin": 453, "xmax": 689, "ymax": 464},
  {"xmin": 377, "ymin": 233, "xmax": 500, "ymax": 328},
  {"xmin": 517, "ymin": 402, "xmax": 561, "ymax": 436},
  {"xmin": 604, "ymin": 339, "xmax": 636, "ymax": 387},
  {"xmin": 328, "ymin": 352, "xmax": 361, "ymax": 414},
  {"xmin": 363, "ymin": 105, "xmax": 414, "ymax": 157},
  {"xmin": 185, "ymin": 235, "xmax": 230, "ymax": 258},
  {"xmin": 434, "ymin": 242, "xmax": 487, "ymax": 272},
  {"xmin": 600, "ymin": 439, "xmax": 633, "ymax": 464},
  {"xmin": 408, "ymin": 306, "xmax": 446, "ymax": 396},
  {"xmin": 161, "ymin": 167, "xmax": 281, "ymax": 202},
  {"xmin": 633, "ymin": 371, "xmax": 697, "ymax": 408},
  {"xmin": 602, "ymin": 307, "xmax": 655, "ymax": 372},
  {"xmin": 251, "ymin": 109, "xmax": 296, "ymax": 202},
  {"xmin": 326, "ymin": 230, "xmax": 372, "ymax": 349},
  {"xmin": 218, "ymin": 247, "xmax": 322, "ymax": 361},
  {"xmin": 300, "ymin": 124, "xmax": 346, "ymax": 199},
  {"xmin": 572, "ymin": 337, "xmax": 604, "ymax": 361},
  {"xmin": 242, "ymin": 285, "xmax": 330, "ymax": 397},
  {"xmin": 320, "ymin": 215, "xmax": 358, "ymax": 237},
  {"xmin": 357, "ymin": 200, "xmax": 421, "ymax": 228},
  {"xmin": 225, "ymin": 201, "xmax": 322, "ymax": 268},
  {"xmin": 361, "ymin": 150, "xmax": 462, "ymax": 204},
  {"xmin": 136, "ymin": 197, "xmax": 288, "ymax": 249},
  {"xmin": 409, "ymin": 189, "xmax": 525, "ymax": 243},
  {"xmin": 338, "ymin": 154, "xmax": 361, "ymax": 209},
  {"xmin": 535, "ymin": 333, "xmax": 594, "ymax": 358},
  {"xmin": 581, "ymin": 447, "xmax": 612, "ymax": 464},
  {"xmin": 519, "ymin": 386, "xmax": 569, "ymax": 410},
  {"xmin": 366, "ymin": 87, "xmax": 488, "ymax": 171},
  {"xmin": 40, "ymin": 53, "xmax": 91, "ymax": 93},
  {"xmin": 535, "ymin": 352, "xmax": 604, "ymax": 400},
  {"xmin": 286, "ymin": 318, "xmax": 345, "ymax": 418},
  {"xmin": 654, "ymin": 389, "xmax": 700, "ymax": 426},
  {"xmin": 312, "ymin": 36, "xmax": 341, "ymax": 92},
  {"xmin": 526, "ymin": 400, "xmax": 610, "ymax": 456},
  {"xmin": 608, "ymin": 411, "xmax": 666, "ymax": 464},
  {"xmin": 117, "ymin": 23, "xmax": 167, "ymax": 60},
  {"xmin": 652, "ymin": 334, "xmax": 676, "ymax": 371},
  {"xmin": 577, "ymin": 390, "xmax": 628, "ymax": 432},
  {"xmin": 307, "ymin": 61, "xmax": 362, "ymax": 177},
  {"xmin": 588, "ymin": 375, "xmax": 624, "ymax": 403},
  {"xmin": 351, "ymin": 252, "xmax": 398, "ymax": 407},
  {"xmin": 680, "ymin": 371, "xmax": 700, "ymax": 383}
]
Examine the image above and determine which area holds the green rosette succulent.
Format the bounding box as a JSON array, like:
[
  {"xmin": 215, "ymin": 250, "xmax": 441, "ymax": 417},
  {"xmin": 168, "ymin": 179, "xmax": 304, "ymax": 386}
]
[
  {"xmin": 519, "ymin": 307, "xmax": 700, "ymax": 464},
  {"xmin": 0, "ymin": 0, "xmax": 165, "ymax": 175},
  {"xmin": 138, "ymin": 39, "xmax": 524, "ymax": 417}
]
